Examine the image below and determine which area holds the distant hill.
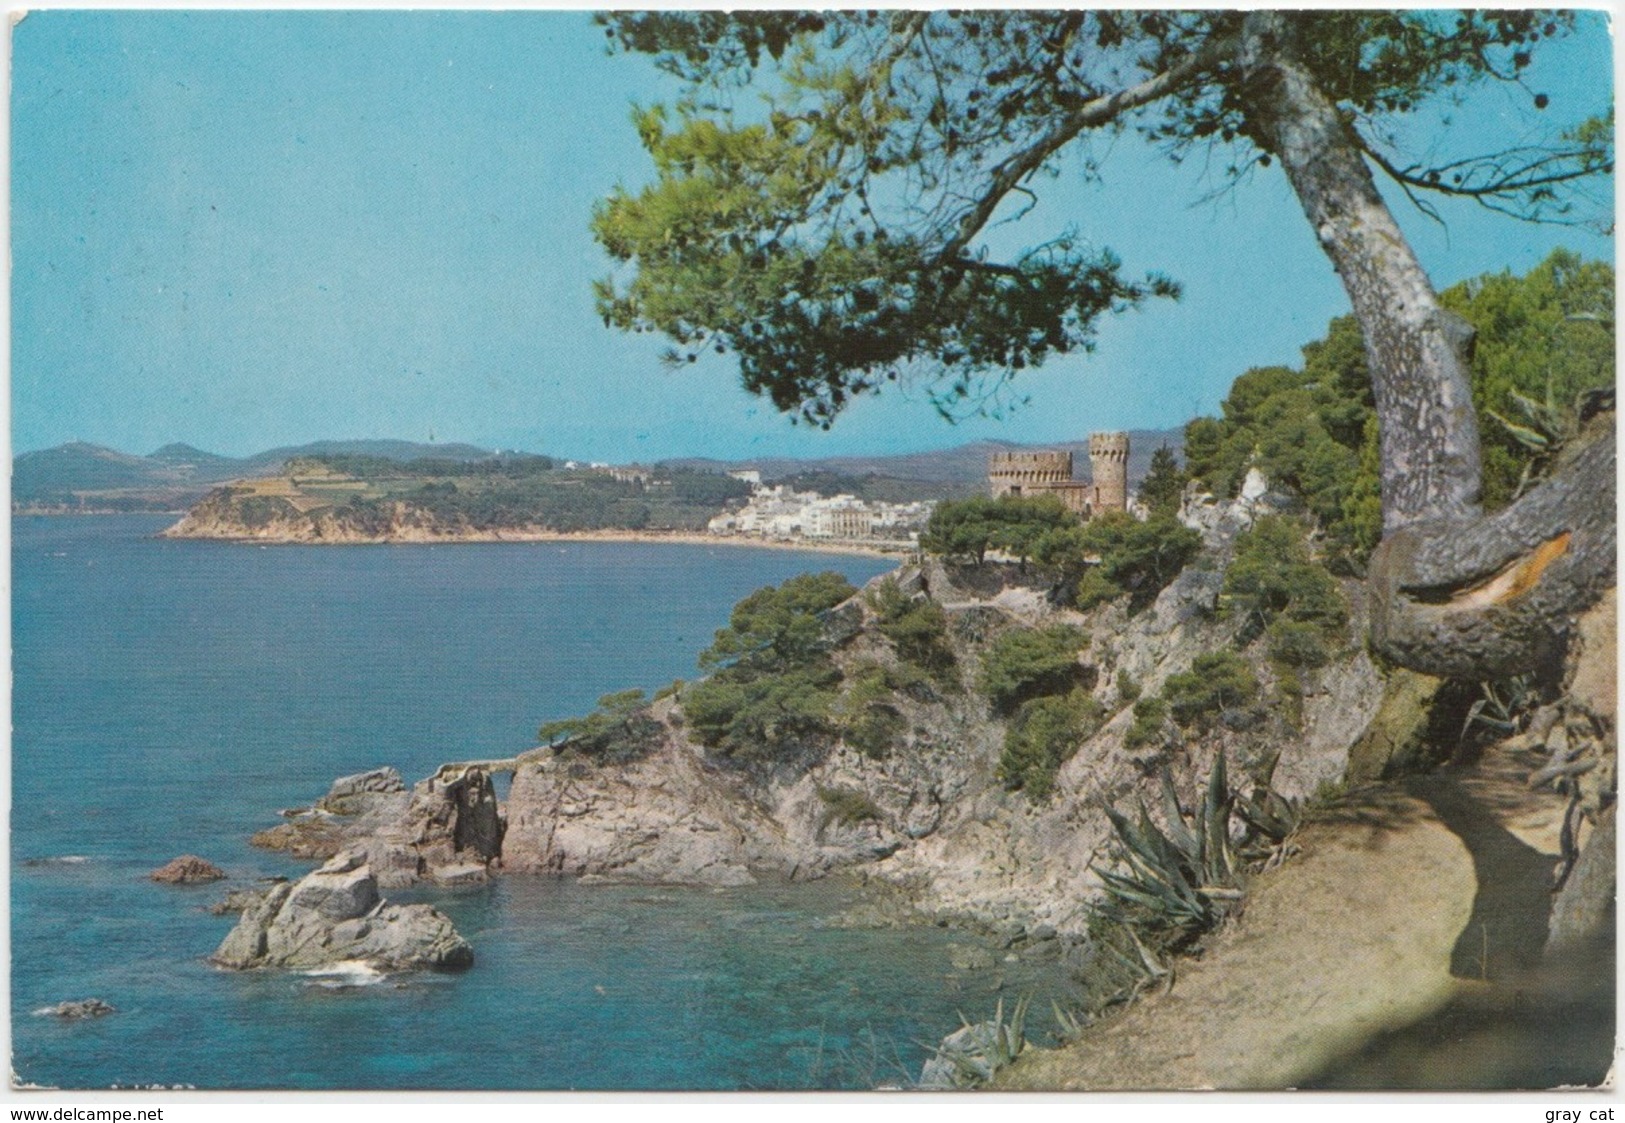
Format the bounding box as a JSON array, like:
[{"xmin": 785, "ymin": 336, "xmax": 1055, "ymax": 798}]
[
  {"xmin": 15, "ymin": 430, "xmax": 1185, "ymax": 512},
  {"xmin": 236, "ymin": 439, "xmax": 495, "ymax": 476},
  {"xmin": 668, "ymin": 428, "xmax": 1184, "ymax": 490},
  {"xmin": 12, "ymin": 439, "xmax": 497, "ymax": 512}
]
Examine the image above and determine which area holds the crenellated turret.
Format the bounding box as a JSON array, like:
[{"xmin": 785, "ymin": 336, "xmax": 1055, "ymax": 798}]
[{"xmin": 1088, "ymin": 431, "xmax": 1130, "ymax": 514}]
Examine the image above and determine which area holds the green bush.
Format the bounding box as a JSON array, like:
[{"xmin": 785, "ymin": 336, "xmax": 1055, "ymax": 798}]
[
  {"xmin": 1073, "ymin": 568, "xmax": 1123, "ymax": 611},
  {"xmin": 978, "ymin": 625, "xmax": 1089, "ymax": 715},
  {"xmin": 1222, "ymin": 516, "xmax": 1347, "ymax": 651},
  {"xmin": 922, "ymin": 494, "xmax": 1075, "ymax": 566},
  {"xmin": 537, "ymin": 688, "xmax": 665, "ymax": 765},
  {"xmin": 1266, "ymin": 618, "xmax": 1332, "ymax": 669},
  {"xmin": 817, "ymin": 785, "xmax": 883, "ymax": 828},
  {"xmin": 835, "ymin": 663, "xmax": 908, "ymax": 758},
  {"xmin": 1037, "ymin": 513, "xmax": 1201, "ymax": 612},
  {"xmin": 1000, "ymin": 689, "xmax": 1103, "ymax": 799},
  {"xmin": 682, "ymin": 664, "xmax": 842, "ymax": 762},
  {"xmin": 1116, "ymin": 672, "xmax": 1142, "ymax": 706},
  {"xmin": 681, "ymin": 573, "xmax": 858, "ymax": 763},
  {"xmin": 1162, "ymin": 652, "xmax": 1259, "ymax": 728},
  {"xmin": 1124, "ymin": 695, "xmax": 1168, "ymax": 751},
  {"xmin": 866, "ymin": 578, "xmax": 957, "ymax": 683},
  {"xmin": 700, "ymin": 571, "xmax": 857, "ymax": 672}
]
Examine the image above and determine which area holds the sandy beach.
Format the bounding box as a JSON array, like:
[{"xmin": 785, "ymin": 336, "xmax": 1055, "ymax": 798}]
[{"xmin": 163, "ymin": 519, "xmax": 913, "ymax": 560}]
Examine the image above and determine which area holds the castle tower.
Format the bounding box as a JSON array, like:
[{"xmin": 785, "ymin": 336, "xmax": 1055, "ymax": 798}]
[{"xmin": 1087, "ymin": 431, "xmax": 1130, "ymax": 514}]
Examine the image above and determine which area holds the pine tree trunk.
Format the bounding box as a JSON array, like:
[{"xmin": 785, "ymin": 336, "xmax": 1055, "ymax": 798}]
[{"xmin": 1238, "ymin": 12, "xmax": 1616, "ymax": 681}]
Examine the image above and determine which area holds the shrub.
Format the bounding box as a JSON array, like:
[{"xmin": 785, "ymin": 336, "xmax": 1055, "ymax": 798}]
[
  {"xmin": 681, "ymin": 573, "xmax": 860, "ymax": 764},
  {"xmin": 1222, "ymin": 517, "xmax": 1347, "ymax": 647},
  {"xmin": 977, "ymin": 625, "xmax": 1089, "ymax": 715},
  {"xmin": 866, "ymin": 578, "xmax": 957, "ymax": 683},
  {"xmin": 1038, "ymin": 513, "xmax": 1201, "ymax": 612},
  {"xmin": 1162, "ymin": 652, "xmax": 1259, "ymax": 728},
  {"xmin": 1116, "ymin": 673, "xmax": 1142, "ymax": 706},
  {"xmin": 835, "ymin": 663, "xmax": 908, "ymax": 759},
  {"xmin": 1124, "ymin": 695, "xmax": 1168, "ymax": 751},
  {"xmin": 1266, "ymin": 618, "xmax": 1332, "ymax": 669},
  {"xmin": 700, "ymin": 571, "xmax": 858, "ymax": 673},
  {"xmin": 1000, "ymin": 689, "xmax": 1102, "ymax": 799},
  {"xmin": 1073, "ymin": 568, "xmax": 1123, "ymax": 611},
  {"xmin": 923, "ymin": 495, "xmax": 1074, "ymax": 566},
  {"xmin": 682, "ymin": 664, "xmax": 842, "ymax": 762},
  {"xmin": 538, "ymin": 688, "xmax": 665, "ymax": 765},
  {"xmin": 817, "ymin": 785, "xmax": 883, "ymax": 828}
]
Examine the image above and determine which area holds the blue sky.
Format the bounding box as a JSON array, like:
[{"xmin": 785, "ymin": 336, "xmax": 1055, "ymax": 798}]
[{"xmin": 11, "ymin": 10, "xmax": 1614, "ymax": 462}]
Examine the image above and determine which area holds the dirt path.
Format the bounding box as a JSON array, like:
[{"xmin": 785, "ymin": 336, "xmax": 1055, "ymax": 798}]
[{"xmin": 997, "ymin": 744, "xmax": 1612, "ymax": 1090}]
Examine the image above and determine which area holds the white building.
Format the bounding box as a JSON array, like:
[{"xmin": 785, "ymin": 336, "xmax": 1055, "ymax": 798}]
[{"xmin": 710, "ymin": 485, "xmax": 931, "ymax": 543}]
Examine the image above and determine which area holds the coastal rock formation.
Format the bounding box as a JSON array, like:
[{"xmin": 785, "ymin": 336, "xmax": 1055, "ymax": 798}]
[
  {"xmin": 365, "ymin": 766, "xmax": 506, "ymax": 886},
  {"xmin": 316, "ymin": 766, "xmax": 405, "ymax": 813},
  {"xmin": 212, "ymin": 852, "xmax": 472, "ymax": 972},
  {"xmin": 208, "ymin": 887, "xmax": 270, "ymax": 915},
  {"xmin": 149, "ymin": 855, "xmax": 226, "ymax": 884},
  {"xmin": 250, "ymin": 765, "xmax": 501, "ymax": 887},
  {"xmin": 503, "ymin": 720, "xmax": 791, "ymax": 886}
]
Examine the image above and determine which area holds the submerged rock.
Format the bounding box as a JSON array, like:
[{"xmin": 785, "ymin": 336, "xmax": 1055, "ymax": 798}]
[
  {"xmin": 150, "ymin": 855, "xmax": 226, "ymax": 884},
  {"xmin": 36, "ymin": 999, "xmax": 116, "ymax": 1019},
  {"xmin": 211, "ymin": 852, "xmax": 473, "ymax": 973},
  {"xmin": 207, "ymin": 888, "xmax": 268, "ymax": 916}
]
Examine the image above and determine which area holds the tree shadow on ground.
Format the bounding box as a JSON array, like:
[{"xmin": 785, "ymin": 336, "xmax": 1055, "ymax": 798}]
[
  {"xmin": 1301, "ymin": 772, "xmax": 1613, "ymax": 1090},
  {"xmin": 1300, "ymin": 946, "xmax": 1614, "ymax": 1089},
  {"xmin": 1415, "ymin": 773, "xmax": 1557, "ymax": 980}
]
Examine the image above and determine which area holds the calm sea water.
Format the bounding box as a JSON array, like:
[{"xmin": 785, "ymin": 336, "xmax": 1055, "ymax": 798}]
[{"xmin": 12, "ymin": 516, "xmax": 1072, "ymax": 1090}]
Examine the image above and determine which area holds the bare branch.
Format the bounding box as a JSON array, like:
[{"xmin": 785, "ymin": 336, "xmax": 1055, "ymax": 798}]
[
  {"xmin": 937, "ymin": 34, "xmax": 1238, "ymax": 265},
  {"xmin": 1360, "ymin": 135, "xmax": 1611, "ymax": 222}
]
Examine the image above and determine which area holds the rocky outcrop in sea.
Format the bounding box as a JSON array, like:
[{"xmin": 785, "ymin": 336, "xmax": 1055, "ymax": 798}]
[
  {"xmin": 212, "ymin": 852, "xmax": 473, "ymax": 972},
  {"xmin": 150, "ymin": 855, "xmax": 226, "ymax": 883},
  {"xmin": 251, "ymin": 765, "xmax": 503, "ymax": 887}
]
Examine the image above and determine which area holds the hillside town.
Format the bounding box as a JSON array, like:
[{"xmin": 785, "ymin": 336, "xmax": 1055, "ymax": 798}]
[{"xmin": 706, "ymin": 480, "xmax": 934, "ymax": 544}]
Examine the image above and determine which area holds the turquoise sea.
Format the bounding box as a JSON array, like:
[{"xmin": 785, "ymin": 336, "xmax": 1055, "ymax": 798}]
[{"xmin": 12, "ymin": 515, "xmax": 1073, "ymax": 1090}]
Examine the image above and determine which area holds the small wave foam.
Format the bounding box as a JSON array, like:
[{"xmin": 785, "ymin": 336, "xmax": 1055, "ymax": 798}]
[
  {"xmin": 301, "ymin": 960, "xmax": 386, "ymax": 989},
  {"xmin": 24, "ymin": 855, "xmax": 90, "ymax": 866}
]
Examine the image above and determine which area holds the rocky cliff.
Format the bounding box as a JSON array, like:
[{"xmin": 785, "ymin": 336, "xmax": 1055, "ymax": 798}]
[
  {"xmin": 245, "ymin": 477, "xmax": 1406, "ymax": 943},
  {"xmin": 162, "ymin": 488, "xmax": 556, "ymax": 543}
]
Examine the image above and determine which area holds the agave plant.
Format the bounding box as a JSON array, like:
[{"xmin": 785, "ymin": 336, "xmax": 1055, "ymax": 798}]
[
  {"xmin": 1461, "ymin": 674, "xmax": 1536, "ymax": 742},
  {"xmin": 1093, "ymin": 754, "xmax": 1242, "ymax": 938},
  {"xmin": 925, "ymin": 995, "xmax": 1030, "ymax": 1087},
  {"xmin": 1485, "ymin": 376, "xmax": 1598, "ymax": 501},
  {"xmin": 1234, "ymin": 785, "xmax": 1302, "ymax": 864}
]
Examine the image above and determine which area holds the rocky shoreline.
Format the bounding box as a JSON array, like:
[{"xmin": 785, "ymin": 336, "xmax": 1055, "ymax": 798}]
[
  {"xmin": 160, "ymin": 515, "xmax": 909, "ymax": 557},
  {"xmin": 230, "ymin": 480, "xmax": 1390, "ymax": 942},
  {"xmin": 190, "ymin": 473, "xmax": 1614, "ymax": 1088}
]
